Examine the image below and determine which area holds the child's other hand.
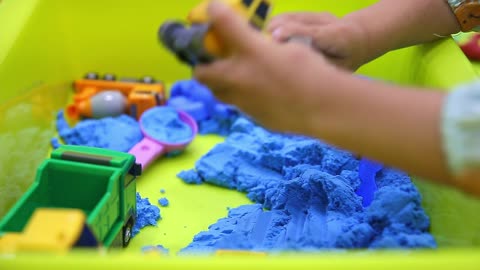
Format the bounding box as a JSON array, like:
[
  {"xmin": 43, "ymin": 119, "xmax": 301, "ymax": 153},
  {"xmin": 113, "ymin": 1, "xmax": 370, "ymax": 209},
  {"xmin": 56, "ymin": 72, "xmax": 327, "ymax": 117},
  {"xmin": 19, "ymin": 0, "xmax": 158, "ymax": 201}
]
[
  {"xmin": 267, "ymin": 12, "xmax": 368, "ymax": 71},
  {"xmin": 194, "ymin": 1, "xmax": 340, "ymax": 134}
]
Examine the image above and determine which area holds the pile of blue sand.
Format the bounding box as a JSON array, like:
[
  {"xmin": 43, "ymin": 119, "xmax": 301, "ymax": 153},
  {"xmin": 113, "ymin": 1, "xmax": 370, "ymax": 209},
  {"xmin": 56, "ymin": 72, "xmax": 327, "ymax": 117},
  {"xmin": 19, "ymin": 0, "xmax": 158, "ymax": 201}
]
[
  {"xmin": 55, "ymin": 110, "xmax": 143, "ymax": 152},
  {"xmin": 178, "ymin": 118, "xmax": 436, "ymax": 253},
  {"xmin": 167, "ymin": 80, "xmax": 241, "ymax": 136},
  {"xmin": 141, "ymin": 107, "xmax": 193, "ymax": 143},
  {"xmin": 133, "ymin": 193, "xmax": 161, "ymax": 237}
]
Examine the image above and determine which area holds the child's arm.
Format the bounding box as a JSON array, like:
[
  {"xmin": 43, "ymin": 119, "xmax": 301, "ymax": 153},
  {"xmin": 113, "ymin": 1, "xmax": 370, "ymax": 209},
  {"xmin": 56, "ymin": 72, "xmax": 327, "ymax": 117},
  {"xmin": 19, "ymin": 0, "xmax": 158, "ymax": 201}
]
[
  {"xmin": 268, "ymin": 0, "xmax": 461, "ymax": 70},
  {"xmin": 195, "ymin": 1, "xmax": 480, "ymax": 196},
  {"xmin": 343, "ymin": 0, "xmax": 461, "ymax": 64}
]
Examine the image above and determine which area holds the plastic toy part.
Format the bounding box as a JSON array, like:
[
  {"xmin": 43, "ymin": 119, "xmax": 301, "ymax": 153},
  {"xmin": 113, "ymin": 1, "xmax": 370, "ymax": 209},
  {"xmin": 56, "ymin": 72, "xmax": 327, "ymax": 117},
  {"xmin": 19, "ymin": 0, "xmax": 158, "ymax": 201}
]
[
  {"xmin": 128, "ymin": 106, "xmax": 198, "ymax": 170},
  {"xmin": 68, "ymin": 73, "xmax": 166, "ymax": 120},
  {"xmin": 356, "ymin": 158, "xmax": 383, "ymax": 208},
  {"xmin": 0, "ymin": 145, "xmax": 141, "ymax": 253},
  {"xmin": 459, "ymin": 33, "xmax": 480, "ymax": 61},
  {"xmin": 188, "ymin": 0, "xmax": 271, "ymax": 33},
  {"xmin": 159, "ymin": 0, "xmax": 272, "ymax": 66},
  {"xmin": 66, "ymin": 91, "xmax": 127, "ymax": 119},
  {"xmin": 0, "ymin": 209, "xmax": 98, "ymax": 253},
  {"xmin": 128, "ymin": 88, "xmax": 165, "ymax": 121},
  {"xmin": 159, "ymin": 22, "xmax": 214, "ymax": 66}
]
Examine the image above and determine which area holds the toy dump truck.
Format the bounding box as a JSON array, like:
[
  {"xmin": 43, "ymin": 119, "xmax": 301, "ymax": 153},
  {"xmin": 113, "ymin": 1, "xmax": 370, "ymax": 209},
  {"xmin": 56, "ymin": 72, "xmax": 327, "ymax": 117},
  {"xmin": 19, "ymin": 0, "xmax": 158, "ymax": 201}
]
[{"xmin": 0, "ymin": 145, "xmax": 141, "ymax": 253}]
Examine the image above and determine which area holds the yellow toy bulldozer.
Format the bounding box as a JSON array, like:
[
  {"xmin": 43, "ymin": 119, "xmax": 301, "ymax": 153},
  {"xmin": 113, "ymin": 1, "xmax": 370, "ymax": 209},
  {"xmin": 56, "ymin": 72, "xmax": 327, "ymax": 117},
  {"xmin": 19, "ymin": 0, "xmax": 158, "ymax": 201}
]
[{"xmin": 159, "ymin": 0, "xmax": 272, "ymax": 66}]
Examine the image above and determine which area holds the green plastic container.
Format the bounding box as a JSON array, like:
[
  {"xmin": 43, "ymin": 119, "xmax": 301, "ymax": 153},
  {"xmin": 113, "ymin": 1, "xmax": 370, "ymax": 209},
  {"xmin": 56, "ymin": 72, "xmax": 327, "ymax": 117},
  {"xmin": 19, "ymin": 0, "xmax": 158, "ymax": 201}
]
[{"xmin": 0, "ymin": 0, "xmax": 479, "ymax": 268}]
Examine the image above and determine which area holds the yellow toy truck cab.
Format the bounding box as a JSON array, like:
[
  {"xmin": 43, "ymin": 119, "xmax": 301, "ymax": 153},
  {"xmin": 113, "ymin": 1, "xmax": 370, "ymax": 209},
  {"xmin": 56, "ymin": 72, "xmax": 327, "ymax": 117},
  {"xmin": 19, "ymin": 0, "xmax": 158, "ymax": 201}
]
[
  {"xmin": 159, "ymin": 0, "xmax": 272, "ymax": 66},
  {"xmin": 188, "ymin": 0, "xmax": 271, "ymax": 29}
]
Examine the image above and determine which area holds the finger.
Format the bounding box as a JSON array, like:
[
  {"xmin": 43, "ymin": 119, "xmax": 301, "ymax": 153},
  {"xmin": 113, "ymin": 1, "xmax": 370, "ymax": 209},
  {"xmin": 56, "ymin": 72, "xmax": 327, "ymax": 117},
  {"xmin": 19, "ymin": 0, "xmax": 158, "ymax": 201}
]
[
  {"xmin": 270, "ymin": 22, "xmax": 318, "ymax": 42},
  {"xmin": 207, "ymin": 0, "xmax": 261, "ymax": 54},
  {"xmin": 267, "ymin": 12, "xmax": 337, "ymax": 33},
  {"xmin": 310, "ymin": 24, "xmax": 349, "ymax": 59},
  {"xmin": 194, "ymin": 61, "xmax": 238, "ymax": 104},
  {"xmin": 194, "ymin": 59, "xmax": 235, "ymax": 91},
  {"xmin": 211, "ymin": 89, "xmax": 237, "ymax": 106},
  {"xmin": 309, "ymin": 24, "xmax": 361, "ymax": 70}
]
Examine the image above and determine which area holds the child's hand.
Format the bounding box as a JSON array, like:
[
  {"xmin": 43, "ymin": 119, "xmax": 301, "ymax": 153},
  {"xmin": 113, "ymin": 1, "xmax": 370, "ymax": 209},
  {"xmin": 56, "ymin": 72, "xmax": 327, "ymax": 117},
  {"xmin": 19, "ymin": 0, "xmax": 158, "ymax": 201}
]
[
  {"xmin": 267, "ymin": 12, "xmax": 368, "ymax": 70},
  {"xmin": 195, "ymin": 1, "xmax": 480, "ymax": 197},
  {"xmin": 194, "ymin": 2, "xmax": 340, "ymax": 134}
]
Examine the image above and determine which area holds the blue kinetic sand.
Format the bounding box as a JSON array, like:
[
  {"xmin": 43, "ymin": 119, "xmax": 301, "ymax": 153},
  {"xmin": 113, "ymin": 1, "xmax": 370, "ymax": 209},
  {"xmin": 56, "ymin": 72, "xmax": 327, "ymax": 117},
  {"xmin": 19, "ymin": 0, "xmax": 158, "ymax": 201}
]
[
  {"xmin": 158, "ymin": 198, "xmax": 169, "ymax": 207},
  {"xmin": 177, "ymin": 169, "xmax": 203, "ymax": 185},
  {"xmin": 168, "ymin": 80, "xmax": 217, "ymax": 121},
  {"xmin": 178, "ymin": 118, "xmax": 436, "ymax": 253},
  {"xmin": 167, "ymin": 80, "xmax": 241, "ymax": 136},
  {"xmin": 50, "ymin": 137, "xmax": 61, "ymax": 149},
  {"xmin": 140, "ymin": 107, "xmax": 193, "ymax": 143},
  {"xmin": 133, "ymin": 193, "xmax": 162, "ymax": 237},
  {"xmin": 56, "ymin": 110, "xmax": 143, "ymax": 152}
]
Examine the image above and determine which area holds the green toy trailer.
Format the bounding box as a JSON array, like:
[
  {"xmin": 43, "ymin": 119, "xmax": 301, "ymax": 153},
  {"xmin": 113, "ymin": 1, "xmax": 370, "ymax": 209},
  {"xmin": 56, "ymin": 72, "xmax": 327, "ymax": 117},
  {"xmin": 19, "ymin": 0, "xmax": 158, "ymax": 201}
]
[{"xmin": 0, "ymin": 145, "xmax": 141, "ymax": 253}]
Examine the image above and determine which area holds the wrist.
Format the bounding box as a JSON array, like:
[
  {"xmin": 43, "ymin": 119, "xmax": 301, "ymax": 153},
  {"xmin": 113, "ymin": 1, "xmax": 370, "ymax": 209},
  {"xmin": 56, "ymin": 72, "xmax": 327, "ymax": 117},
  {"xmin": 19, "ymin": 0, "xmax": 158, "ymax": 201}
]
[
  {"xmin": 341, "ymin": 9, "xmax": 388, "ymax": 66},
  {"xmin": 337, "ymin": 18, "xmax": 372, "ymax": 70},
  {"xmin": 302, "ymin": 69, "xmax": 362, "ymax": 139}
]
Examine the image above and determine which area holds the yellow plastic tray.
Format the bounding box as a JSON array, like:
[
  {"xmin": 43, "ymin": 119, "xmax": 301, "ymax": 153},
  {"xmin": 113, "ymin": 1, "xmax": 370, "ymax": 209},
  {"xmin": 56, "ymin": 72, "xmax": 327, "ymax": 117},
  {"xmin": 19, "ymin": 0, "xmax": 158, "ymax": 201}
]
[{"xmin": 1, "ymin": 0, "xmax": 480, "ymax": 268}]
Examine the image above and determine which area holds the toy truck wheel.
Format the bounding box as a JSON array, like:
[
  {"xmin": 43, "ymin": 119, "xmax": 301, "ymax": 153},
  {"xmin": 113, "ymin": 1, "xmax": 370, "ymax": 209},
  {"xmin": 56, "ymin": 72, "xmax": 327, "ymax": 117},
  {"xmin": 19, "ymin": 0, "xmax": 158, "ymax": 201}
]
[
  {"xmin": 103, "ymin": 73, "xmax": 116, "ymax": 81},
  {"xmin": 122, "ymin": 220, "xmax": 134, "ymax": 247},
  {"xmin": 141, "ymin": 76, "xmax": 155, "ymax": 84},
  {"xmin": 85, "ymin": 72, "xmax": 99, "ymax": 80}
]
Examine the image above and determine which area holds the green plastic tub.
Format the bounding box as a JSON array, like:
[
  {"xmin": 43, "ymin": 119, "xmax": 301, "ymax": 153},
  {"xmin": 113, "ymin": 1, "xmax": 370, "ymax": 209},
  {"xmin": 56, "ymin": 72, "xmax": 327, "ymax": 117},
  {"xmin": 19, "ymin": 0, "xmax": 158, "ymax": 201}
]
[{"xmin": 0, "ymin": 0, "xmax": 479, "ymax": 268}]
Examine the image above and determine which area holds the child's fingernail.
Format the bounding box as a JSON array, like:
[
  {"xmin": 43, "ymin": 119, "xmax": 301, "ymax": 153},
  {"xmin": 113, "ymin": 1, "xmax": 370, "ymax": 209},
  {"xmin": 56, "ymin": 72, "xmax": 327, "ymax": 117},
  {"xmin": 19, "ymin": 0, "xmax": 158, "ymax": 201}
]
[{"xmin": 272, "ymin": 28, "xmax": 283, "ymax": 40}]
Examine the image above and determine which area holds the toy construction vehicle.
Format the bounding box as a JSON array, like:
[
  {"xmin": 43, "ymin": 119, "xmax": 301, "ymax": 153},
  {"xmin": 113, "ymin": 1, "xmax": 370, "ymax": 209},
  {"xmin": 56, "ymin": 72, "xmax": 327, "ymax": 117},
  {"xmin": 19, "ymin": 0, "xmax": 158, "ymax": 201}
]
[
  {"xmin": 67, "ymin": 72, "xmax": 166, "ymax": 120},
  {"xmin": 159, "ymin": 0, "xmax": 271, "ymax": 66},
  {"xmin": 0, "ymin": 145, "xmax": 141, "ymax": 253}
]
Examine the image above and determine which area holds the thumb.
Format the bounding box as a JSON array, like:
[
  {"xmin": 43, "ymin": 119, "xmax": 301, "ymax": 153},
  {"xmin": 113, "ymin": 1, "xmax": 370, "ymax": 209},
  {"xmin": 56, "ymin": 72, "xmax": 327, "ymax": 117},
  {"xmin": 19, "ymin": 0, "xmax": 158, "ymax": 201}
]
[{"xmin": 207, "ymin": 0, "xmax": 260, "ymax": 54}]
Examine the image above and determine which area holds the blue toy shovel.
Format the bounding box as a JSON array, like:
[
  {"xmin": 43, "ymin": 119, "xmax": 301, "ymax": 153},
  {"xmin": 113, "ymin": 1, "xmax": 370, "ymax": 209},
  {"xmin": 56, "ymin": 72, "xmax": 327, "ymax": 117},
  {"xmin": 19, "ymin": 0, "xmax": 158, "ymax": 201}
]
[{"xmin": 356, "ymin": 158, "xmax": 383, "ymax": 208}]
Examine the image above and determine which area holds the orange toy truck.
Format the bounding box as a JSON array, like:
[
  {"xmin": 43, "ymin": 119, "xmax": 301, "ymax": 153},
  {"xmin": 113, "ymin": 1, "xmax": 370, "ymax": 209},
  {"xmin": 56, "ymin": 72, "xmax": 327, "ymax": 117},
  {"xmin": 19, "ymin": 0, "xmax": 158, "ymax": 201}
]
[{"xmin": 67, "ymin": 73, "xmax": 166, "ymax": 120}]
